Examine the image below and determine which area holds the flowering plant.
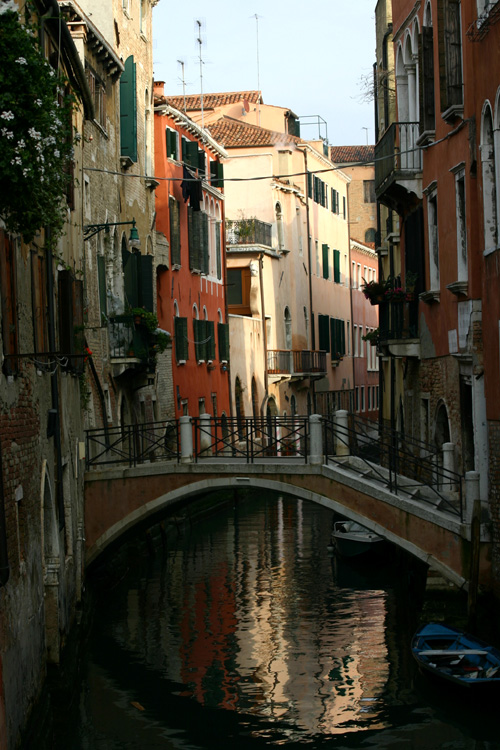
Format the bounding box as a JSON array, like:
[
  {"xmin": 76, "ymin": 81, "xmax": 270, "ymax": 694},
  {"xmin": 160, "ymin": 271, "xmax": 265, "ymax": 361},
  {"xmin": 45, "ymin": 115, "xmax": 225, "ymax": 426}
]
[
  {"xmin": 384, "ymin": 286, "xmax": 411, "ymax": 302},
  {"xmin": 0, "ymin": 4, "xmax": 76, "ymax": 243},
  {"xmin": 360, "ymin": 278, "xmax": 387, "ymax": 304}
]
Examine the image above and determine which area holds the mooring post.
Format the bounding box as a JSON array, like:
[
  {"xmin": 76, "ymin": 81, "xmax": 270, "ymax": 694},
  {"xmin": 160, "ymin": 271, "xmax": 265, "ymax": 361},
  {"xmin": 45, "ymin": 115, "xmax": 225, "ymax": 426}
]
[
  {"xmin": 441, "ymin": 442, "xmax": 456, "ymax": 491},
  {"xmin": 309, "ymin": 414, "xmax": 323, "ymax": 465},
  {"xmin": 179, "ymin": 415, "xmax": 193, "ymax": 463},
  {"xmin": 199, "ymin": 413, "xmax": 212, "ymax": 456}
]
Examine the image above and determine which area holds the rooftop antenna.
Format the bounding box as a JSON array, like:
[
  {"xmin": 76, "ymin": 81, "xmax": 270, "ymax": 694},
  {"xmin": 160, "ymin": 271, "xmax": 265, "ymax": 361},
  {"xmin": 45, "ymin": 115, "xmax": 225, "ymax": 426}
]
[
  {"xmin": 362, "ymin": 127, "xmax": 369, "ymax": 145},
  {"xmin": 195, "ymin": 19, "xmax": 206, "ymax": 128},
  {"xmin": 252, "ymin": 13, "xmax": 262, "ymax": 125},
  {"xmin": 177, "ymin": 60, "xmax": 187, "ymax": 113}
]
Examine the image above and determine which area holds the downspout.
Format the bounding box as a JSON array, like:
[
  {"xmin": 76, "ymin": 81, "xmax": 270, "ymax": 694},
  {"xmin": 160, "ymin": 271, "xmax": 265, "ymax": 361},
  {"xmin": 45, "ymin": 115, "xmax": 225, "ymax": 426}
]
[
  {"xmin": 298, "ymin": 146, "xmax": 316, "ymax": 410},
  {"xmin": 347, "ymin": 183, "xmax": 356, "ymax": 402},
  {"xmin": 45, "ymin": 228, "xmax": 65, "ymax": 532},
  {"xmin": 258, "ymin": 252, "xmax": 268, "ymax": 415}
]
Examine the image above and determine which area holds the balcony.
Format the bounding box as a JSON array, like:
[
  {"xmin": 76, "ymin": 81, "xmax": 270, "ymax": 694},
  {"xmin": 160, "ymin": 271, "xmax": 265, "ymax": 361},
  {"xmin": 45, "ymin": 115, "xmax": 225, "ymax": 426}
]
[
  {"xmin": 375, "ymin": 122, "xmax": 422, "ymax": 212},
  {"xmin": 226, "ymin": 218, "xmax": 273, "ymax": 250},
  {"xmin": 378, "ymin": 300, "xmax": 420, "ymax": 358},
  {"xmin": 108, "ymin": 314, "xmax": 154, "ymax": 374},
  {"xmin": 267, "ymin": 349, "xmax": 327, "ymax": 382}
]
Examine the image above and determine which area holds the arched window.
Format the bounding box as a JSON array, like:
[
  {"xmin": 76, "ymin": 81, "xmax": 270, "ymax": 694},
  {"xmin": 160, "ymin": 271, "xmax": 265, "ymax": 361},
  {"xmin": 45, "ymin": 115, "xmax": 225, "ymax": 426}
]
[
  {"xmin": 303, "ymin": 306, "xmax": 309, "ymax": 348},
  {"xmin": 284, "ymin": 306, "xmax": 292, "ymax": 350},
  {"xmin": 481, "ymin": 103, "xmax": 497, "ymax": 253}
]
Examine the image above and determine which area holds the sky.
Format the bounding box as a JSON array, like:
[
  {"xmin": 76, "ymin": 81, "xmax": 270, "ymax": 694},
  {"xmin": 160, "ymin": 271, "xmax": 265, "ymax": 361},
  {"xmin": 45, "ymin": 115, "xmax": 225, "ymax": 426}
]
[{"xmin": 152, "ymin": 1, "xmax": 377, "ymax": 147}]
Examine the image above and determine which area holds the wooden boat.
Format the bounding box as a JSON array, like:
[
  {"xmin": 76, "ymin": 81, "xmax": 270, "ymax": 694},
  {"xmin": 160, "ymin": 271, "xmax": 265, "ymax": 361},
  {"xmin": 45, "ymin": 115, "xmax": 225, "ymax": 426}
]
[
  {"xmin": 330, "ymin": 520, "xmax": 385, "ymax": 558},
  {"xmin": 411, "ymin": 622, "xmax": 500, "ymax": 689}
]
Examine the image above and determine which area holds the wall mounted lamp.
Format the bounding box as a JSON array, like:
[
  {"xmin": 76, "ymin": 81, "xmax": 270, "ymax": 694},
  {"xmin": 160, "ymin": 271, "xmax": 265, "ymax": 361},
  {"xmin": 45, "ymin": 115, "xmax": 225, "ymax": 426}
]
[{"xmin": 83, "ymin": 218, "xmax": 140, "ymax": 249}]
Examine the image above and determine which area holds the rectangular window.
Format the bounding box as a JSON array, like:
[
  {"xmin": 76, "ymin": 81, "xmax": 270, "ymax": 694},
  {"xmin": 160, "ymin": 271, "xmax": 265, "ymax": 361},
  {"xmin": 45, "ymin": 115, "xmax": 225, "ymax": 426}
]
[
  {"xmin": 368, "ymin": 386, "xmax": 372, "ymax": 411},
  {"xmin": 352, "ymin": 261, "xmax": 357, "ymax": 288},
  {"xmin": 353, "ymin": 324, "xmax": 358, "ymax": 357},
  {"xmin": 343, "ymin": 195, "xmax": 346, "ymax": 219},
  {"xmin": 227, "ymin": 267, "xmax": 251, "ymax": 315},
  {"xmin": 333, "ymin": 249, "xmax": 341, "ymax": 283},
  {"xmin": 215, "ymin": 221, "xmax": 222, "ymax": 280},
  {"xmin": 363, "ymin": 180, "xmax": 376, "ymax": 203},
  {"xmin": 194, "ymin": 318, "xmax": 206, "ymax": 362},
  {"xmin": 427, "ymin": 189, "xmax": 440, "ymax": 289},
  {"xmin": 322, "ymin": 244, "xmax": 329, "ymax": 279},
  {"xmin": 361, "ymin": 386, "xmax": 365, "ymax": 412},
  {"xmin": 307, "ymin": 171, "xmax": 313, "ymax": 199},
  {"xmin": 315, "ymin": 240, "xmax": 320, "ymax": 276},
  {"xmin": 318, "ymin": 314, "xmax": 330, "ymax": 352},
  {"xmin": 355, "ymin": 386, "xmax": 359, "ymax": 412},
  {"xmin": 210, "ymin": 160, "xmax": 224, "ymax": 188},
  {"xmin": 97, "ymin": 254, "xmax": 107, "ymax": 319},
  {"xmin": 347, "ymin": 320, "xmax": 351, "ymax": 354},
  {"xmin": 455, "ymin": 170, "xmax": 467, "ymax": 281},
  {"xmin": 218, "ymin": 321, "xmax": 230, "ymax": 362},
  {"xmin": 86, "ymin": 64, "xmax": 107, "ymax": 131},
  {"xmin": 31, "ymin": 249, "xmax": 48, "ymax": 355},
  {"xmin": 188, "ymin": 208, "xmax": 209, "ymax": 273},
  {"xmin": 120, "ymin": 55, "xmax": 137, "ymax": 162},
  {"xmin": 437, "ymin": 0, "xmax": 463, "ymax": 113},
  {"xmin": 206, "ymin": 320, "xmax": 215, "ymax": 361},
  {"xmin": 174, "ymin": 316, "xmax": 188, "ymax": 361},
  {"xmin": 166, "ymin": 128, "xmax": 178, "ymax": 160},
  {"xmin": 169, "ymin": 196, "xmax": 181, "ymax": 266},
  {"xmin": 58, "ymin": 271, "xmax": 84, "ymax": 373}
]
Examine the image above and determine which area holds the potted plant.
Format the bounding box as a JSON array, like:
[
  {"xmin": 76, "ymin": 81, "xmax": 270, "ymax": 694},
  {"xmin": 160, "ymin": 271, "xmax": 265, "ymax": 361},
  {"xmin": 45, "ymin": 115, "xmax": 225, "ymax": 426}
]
[
  {"xmin": 384, "ymin": 286, "xmax": 410, "ymax": 303},
  {"xmin": 362, "ymin": 328, "xmax": 380, "ymax": 345},
  {"xmin": 360, "ymin": 278, "xmax": 387, "ymax": 305}
]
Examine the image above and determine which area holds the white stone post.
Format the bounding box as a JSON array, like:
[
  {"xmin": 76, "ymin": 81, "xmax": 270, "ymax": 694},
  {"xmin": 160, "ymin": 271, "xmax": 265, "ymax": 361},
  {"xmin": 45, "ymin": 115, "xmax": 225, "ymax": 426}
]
[
  {"xmin": 199, "ymin": 413, "xmax": 212, "ymax": 456},
  {"xmin": 179, "ymin": 415, "xmax": 193, "ymax": 463},
  {"xmin": 441, "ymin": 442, "xmax": 456, "ymax": 491},
  {"xmin": 309, "ymin": 414, "xmax": 323, "ymax": 465},
  {"xmin": 335, "ymin": 409, "xmax": 350, "ymax": 457},
  {"xmin": 465, "ymin": 471, "xmax": 480, "ymax": 525}
]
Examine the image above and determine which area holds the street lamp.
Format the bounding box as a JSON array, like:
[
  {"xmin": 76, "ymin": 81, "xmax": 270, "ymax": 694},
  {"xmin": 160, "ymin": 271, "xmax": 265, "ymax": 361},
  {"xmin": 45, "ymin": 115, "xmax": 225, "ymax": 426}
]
[{"xmin": 83, "ymin": 218, "xmax": 141, "ymax": 250}]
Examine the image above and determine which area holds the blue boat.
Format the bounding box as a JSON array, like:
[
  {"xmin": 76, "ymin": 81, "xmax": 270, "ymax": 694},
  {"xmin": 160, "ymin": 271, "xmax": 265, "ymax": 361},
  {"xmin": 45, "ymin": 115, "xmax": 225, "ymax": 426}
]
[{"xmin": 411, "ymin": 622, "xmax": 500, "ymax": 689}]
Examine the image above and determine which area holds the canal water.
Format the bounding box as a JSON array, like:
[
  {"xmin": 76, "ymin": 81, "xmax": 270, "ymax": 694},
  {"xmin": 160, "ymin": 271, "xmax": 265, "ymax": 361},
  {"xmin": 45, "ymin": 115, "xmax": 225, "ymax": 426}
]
[{"xmin": 54, "ymin": 493, "xmax": 499, "ymax": 749}]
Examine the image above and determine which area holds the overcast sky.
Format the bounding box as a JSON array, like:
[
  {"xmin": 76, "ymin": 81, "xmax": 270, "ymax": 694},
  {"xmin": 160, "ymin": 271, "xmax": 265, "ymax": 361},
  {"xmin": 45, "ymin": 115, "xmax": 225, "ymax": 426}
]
[{"xmin": 152, "ymin": 1, "xmax": 377, "ymax": 147}]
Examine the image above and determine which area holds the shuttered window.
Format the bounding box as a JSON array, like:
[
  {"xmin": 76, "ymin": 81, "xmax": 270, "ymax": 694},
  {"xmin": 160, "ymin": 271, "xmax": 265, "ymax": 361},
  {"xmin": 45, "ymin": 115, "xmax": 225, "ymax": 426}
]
[
  {"xmin": 182, "ymin": 139, "xmax": 198, "ymax": 168},
  {"xmin": 322, "ymin": 244, "xmax": 329, "ymax": 279},
  {"xmin": 58, "ymin": 272, "xmax": 84, "ymax": 373},
  {"xmin": 215, "ymin": 221, "xmax": 222, "ymax": 279},
  {"xmin": 166, "ymin": 128, "xmax": 178, "ymax": 160},
  {"xmin": 174, "ymin": 316, "xmax": 188, "ymax": 361},
  {"xmin": 206, "ymin": 320, "xmax": 215, "ymax": 360},
  {"xmin": 330, "ymin": 318, "xmax": 345, "ymax": 358},
  {"xmin": 307, "ymin": 171, "xmax": 313, "ymax": 199},
  {"xmin": 218, "ymin": 321, "xmax": 230, "ymax": 362},
  {"xmin": 194, "ymin": 318, "xmax": 206, "ymax": 361},
  {"xmin": 318, "ymin": 314, "xmax": 330, "ymax": 352},
  {"xmin": 437, "ymin": 0, "xmax": 463, "ymax": 112},
  {"xmin": 419, "ymin": 27, "xmax": 436, "ymax": 133},
  {"xmin": 210, "ymin": 160, "xmax": 224, "ymax": 188},
  {"xmin": 122, "ymin": 250, "xmax": 154, "ymax": 311},
  {"xmin": 119, "ymin": 56, "xmax": 137, "ymax": 162},
  {"xmin": 333, "ymin": 249, "xmax": 341, "ymax": 283},
  {"xmin": 169, "ymin": 197, "xmax": 181, "ymax": 266},
  {"xmin": 97, "ymin": 254, "xmax": 107, "ymax": 318}
]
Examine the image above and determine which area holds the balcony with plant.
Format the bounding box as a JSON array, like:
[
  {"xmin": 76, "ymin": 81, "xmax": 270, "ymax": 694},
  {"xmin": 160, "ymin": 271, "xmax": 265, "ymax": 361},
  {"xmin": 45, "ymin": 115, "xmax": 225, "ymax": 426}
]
[{"xmin": 108, "ymin": 308, "xmax": 170, "ymax": 370}]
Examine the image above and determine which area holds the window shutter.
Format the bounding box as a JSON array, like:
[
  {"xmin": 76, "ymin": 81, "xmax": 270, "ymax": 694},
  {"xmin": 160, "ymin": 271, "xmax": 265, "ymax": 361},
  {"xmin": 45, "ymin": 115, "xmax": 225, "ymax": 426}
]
[
  {"xmin": 169, "ymin": 197, "xmax": 181, "ymax": 266},
  {"xmin": 322, "ymin": 243, "xmax": 329, "ymax": 279},
  {"xmin": 217, "ymin": 162, "xmax": 224, "ymax": 189},
  {"xmin": 166, "ymin": 128, "xmax": 177, "ymax": 159},
  {"xmin": 202, "ymin": 212, "xmax": 209, "ymax": 274},
  {"xmin": 333, "ymin": 249, "xmax": 340, "ymax": 283},
  {"xmin": 206, "ymin": 320, "xmax": 215, "ymax": 360},
  {"xmin": 215, "ymin": 221, "xmax": 222, "ymax": 279},
  {"xmin": 340, "ymin": 319, "xmax": 345, "ymax": 355},
  {"xmin": 330, "ymin": 317, "xmax": 338, "ymax": 357},
  {"xmin": 445, "ymin": 0, "xmax": 462, "ymax": 107},
  {"xmin": 97, "ymin": 255, "xmax": 107, "ymax": 317},
  {"xmin": 139, "ymin": 254, "xmax": 154, "ymax": 312},
  {"xmin": 218, "ymin": 321, "xmax": 229, "ymax": 361},
  {"xmin": 185, "ymin": 140, "xmax": 198, "ymax": 168},
  {"xmin": 119, "ymin": 56, "xmax": 137, "ymax": 161},
  {"xmin": 343, "ymin": 196, "xmax": 346, "ymax": 219},
  {"xmin": 122, "ymin": 247, "xmax": 139, "ymax": 308},
  {"xmin": 174, "ymin": 316, "xmax": 188, "ymax": 360},
  {"xmin": 318, "ymin": 314, "xmax": 330, "ymax": 352},
  {"xmin": 307, "ymin": 172, "xmax": 313, "ymax": 198},
  {"xmin": 210, "ymin": 160, "xmax": 218, "ymax": 186},
  {"xmin": 198, "ymin": 148, "xmax": 206, "ymax": 175},
  {"xmin": 188, "ymin": 208, "xmax": 202, "ymax": 271}
]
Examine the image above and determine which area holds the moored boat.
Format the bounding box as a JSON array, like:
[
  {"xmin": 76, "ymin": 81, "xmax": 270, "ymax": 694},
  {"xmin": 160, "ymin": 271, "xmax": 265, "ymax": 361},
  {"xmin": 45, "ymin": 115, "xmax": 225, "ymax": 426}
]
[
  {"xmin": 411, "ymin": 622, "xmax": 500, "ymax": 689},
  {"xmin": 330, "ymin": 520, "xmax": 385, "ymax": 558}
]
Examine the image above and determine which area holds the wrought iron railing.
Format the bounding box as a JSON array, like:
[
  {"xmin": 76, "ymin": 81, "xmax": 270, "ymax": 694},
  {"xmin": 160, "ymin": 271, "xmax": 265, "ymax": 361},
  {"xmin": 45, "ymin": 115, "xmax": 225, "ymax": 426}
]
[
  {"xmin": 322, "ymin": 414, "xmax": 464, "ymax": 520},
  {"xmin": 85, "ymin": 421, "xmax": 179, "ymax": 469},
  {"xmin": 379, "ymin": 298, "xmax": 419, "ymax": 340},
  {"xmin": 226, "ymin": 218, "xmax": 273, "ymax": 248},
  {"xmin": 375, "ymin": 122, "xmax": 422, "ymax": 191},
  {"xmin": 193, "ymin": 416, "xmax": 309, "ymax": 463},
  {"xmin": 108, "ymin": 314, "xmax": 150, "ymax": 361}
]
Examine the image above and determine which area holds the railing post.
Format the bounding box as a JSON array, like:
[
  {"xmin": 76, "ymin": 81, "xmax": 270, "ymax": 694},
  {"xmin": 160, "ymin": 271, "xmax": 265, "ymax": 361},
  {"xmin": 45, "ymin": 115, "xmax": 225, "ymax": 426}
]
[
  {"xmin": 334, "ymin": 409, "xmax": 350, "ymax": 457},
  {"xmin": 441, "ymin": 442, "xmax": 456, "ymax": 491},
  {"xmin": 309, "ymin": 414, "xmax": 323, "ymax": 465},
  {"xmin": 179, "ymin": 415, "xmax": 193, "ymax": 463},
  {"xmin": 465, "ymin": 471, "xmax": 480, "ymax": 525},
  {"xmin": 199, "ymin": 413, "xmax": 212, "ymax": 456}
]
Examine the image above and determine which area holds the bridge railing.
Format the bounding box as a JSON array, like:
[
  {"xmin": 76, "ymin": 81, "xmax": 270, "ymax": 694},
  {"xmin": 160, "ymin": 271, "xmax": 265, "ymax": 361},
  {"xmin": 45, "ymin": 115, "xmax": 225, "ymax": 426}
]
[
  {"xmin": 192, "ymin": 415, "xmax": 309, "ymax": 463},
  {"xmin": 323, "ymin": 413, "xmax": 464, "ymax": 520},
  {"xmin": 85, "ymin": 420, "xmax": 179, "ymax": 469}
]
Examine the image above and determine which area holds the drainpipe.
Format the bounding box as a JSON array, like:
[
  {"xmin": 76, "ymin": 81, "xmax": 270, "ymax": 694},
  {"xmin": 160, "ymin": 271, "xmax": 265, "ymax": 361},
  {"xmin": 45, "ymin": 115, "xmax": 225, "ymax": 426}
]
[
  {"xmin": 298, "ymin": 146, "xmax": 316, "ymax": 411},
  {"xmin": 259, "ymin": 252, "xmax": 269, "ymax": 415},
  {"xmin": 45, "ymin": 228, "xmax": 65, "ymax": 532},
  {"xmin": 347, "ymin": 181, "xmax": 356, "ymax": 401}
]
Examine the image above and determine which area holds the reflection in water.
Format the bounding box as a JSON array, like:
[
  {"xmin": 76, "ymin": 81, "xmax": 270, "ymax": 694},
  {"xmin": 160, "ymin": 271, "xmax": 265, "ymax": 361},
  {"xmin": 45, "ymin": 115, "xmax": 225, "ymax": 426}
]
[{"xmin": 58, "ymin": 493, "xmax": 500, "ymax": 749}]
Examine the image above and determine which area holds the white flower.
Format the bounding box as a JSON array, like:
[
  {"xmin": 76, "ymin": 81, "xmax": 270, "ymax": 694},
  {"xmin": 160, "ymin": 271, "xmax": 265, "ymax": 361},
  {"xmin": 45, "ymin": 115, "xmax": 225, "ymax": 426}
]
[
  {"xmin": 0, "ymin": 1, "xmax": 18, "ymax": 15},
  {"xmin": 54, "ymin": 149, "xmax": 60, "ymax": 158},
  {"xmin": 35, "ymin": 99, "xmax": 43, "ymax": 107},
  {"xmin": 11, "ymin": 156, "xmax": 22, "ymax": 166},
  {"xmin": 1, "ymin": 111, "xmax": 14, "ymax": 120},
  {"xmin": 16, "ymin": 139, "xmax": 25, "ymax": 149},
  {"xmin": 28, "ymin": 127, "xmax": 41, "ymax": 140},
  {"xmin": 1, "ymin": 129, "xmax": 14, "ymax": 139},
  {"xmin": 15, "ymin": 57, "xmax": 27, "ymax": 65},
  {"xmin": 22, "ymin": 168, "xmax": 29, "ymax": 177}
]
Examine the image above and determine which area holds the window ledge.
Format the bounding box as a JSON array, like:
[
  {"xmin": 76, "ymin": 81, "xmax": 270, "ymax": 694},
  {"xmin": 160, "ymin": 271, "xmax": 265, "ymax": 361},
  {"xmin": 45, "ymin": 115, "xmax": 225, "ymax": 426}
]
[
  {"xmin": 416, "ymin": 129, "xmax": 436, "ymax": 147},
  {"xmin": 120, "ymin": 155, "xmax": 134, "ymax": 171},
  {"xmin": 446, "ymin": 280, "xmax": 468, "ymax": 296},
  {"xmin": 145, "ymin": 177, "xmax": 160, "ymax": 190},
  {"xmin": 172, "ymin": 263, "xmax": 181, "ymax": 271},
  {"xmin": 483, "ymin": 245, "xmax": 500, "ymax": 257},
  {"xmin": 177, "ymin": 359, "xmax": 186, "ymax": 366},
  {"xmin": 420, "ymin": 289, "xmax": 440, "ymax": 304},
  {"xmin": 441, "ymin": 104, "xmax": 464, "ymax": 124}
]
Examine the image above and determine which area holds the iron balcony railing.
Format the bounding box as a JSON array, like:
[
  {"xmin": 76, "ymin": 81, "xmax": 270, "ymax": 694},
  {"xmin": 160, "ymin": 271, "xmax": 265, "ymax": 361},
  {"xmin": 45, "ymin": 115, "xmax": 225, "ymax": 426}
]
[
  {"xmin": 85, "ymin": 421, "xmax": 179, "ymax": 469},
  {"xmin": 108, "ymin": 314, "xmax": 150, "ymax": 361},
  {"xmin": 193, "ymin": 415, "xmax": 309, "ymax": 463},
  {"xmin": 226, "ymin": 218, "xmax": 273, "ymax": 248},
  {"xmin": 375, "ymin": 122, "xmax": 422, "ymax": 192},
  {"xmin": 267, "ymin": 349, "xmax": 327, "ymax": 375},
  {"xmin": 379, "ymin": 299, "xmax": 419, "ymax": 341}
]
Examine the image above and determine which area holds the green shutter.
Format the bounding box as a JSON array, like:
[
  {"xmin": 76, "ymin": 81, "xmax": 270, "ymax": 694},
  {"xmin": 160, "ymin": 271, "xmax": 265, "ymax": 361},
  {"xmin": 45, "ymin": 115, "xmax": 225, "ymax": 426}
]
[
  {"xmin": 198, "ymin": 148, "xmax": 206, "ymax": 175},
  {"xmin": 206, "ymin": 320, "xmax": 215, "ymax": 360},
  {"xmin": 202, "ymin": 212, "xmax": 209, "ymax": 274},
  {"xmin": 333, "ymin": 249, "xmax": 340, "ymax": 283},
  {"xmin": 169, "ymin": 197, "xmax": 181, "ymax": 266},
  {"xmin": 340, "ymin": 319, "xmax": 345, "ymax": 355},
  {"xmin": 307, "ymin": 172, "xmax": 313, "ymax": 198},
  {"xmin": 139, "ymin": 254, "xmax": 153, "ymax": 312},
  {"xmin": 185, "ymin": 140, "xmax": 198, "ymax": 167},
  {"xmin": 122, "ymin": 247, "xmax": 139, "ymax": 308},
  {"xmin": 166, "ymin": 128, "xmax": 177, "ymax": 159},
  {"xmin": 97, "ymin": 255, "xmax": 107, "ymax": 317},
  {"xmin": 188, "ymin": 208, "xmax": 202, "ymax": 271},
  {"xmin": 218, "ymin": 322, "xmax": 229, "ymax": 361},
  {"xmin": 330, "ymin": 318, "xmax": 337, "ymax": 357},
  {"xmin": 318, "ymin": 314, "xmax": 330, "ymax": 352},
  {"xmin": 215, "ymin": 221, "xmax": 222, "ymax": 279},
  {"xmin": 175, "ymin": 316, "xmax": 188, "ymax": 361},
  {"xmin": 120, "ymin": 56, "xmax": 137, "ymax": 162},
  {"xmin": 210, "ymin": 160, "xmax": 218, "ymax": 186},
  {"xmin": 322, "ymin": 244, "xmax": 329, "ymax": 279},
  {"xmin": 343, "ymin": 196, "xmax": 346, "ymax": 219}
]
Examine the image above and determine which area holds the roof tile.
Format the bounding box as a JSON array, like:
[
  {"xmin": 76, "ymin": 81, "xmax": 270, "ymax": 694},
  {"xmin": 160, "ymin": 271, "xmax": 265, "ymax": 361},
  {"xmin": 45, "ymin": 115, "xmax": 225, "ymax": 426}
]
[{"xmin": 330, "ymin": 145, "xmax": 374, "ymax": 164}]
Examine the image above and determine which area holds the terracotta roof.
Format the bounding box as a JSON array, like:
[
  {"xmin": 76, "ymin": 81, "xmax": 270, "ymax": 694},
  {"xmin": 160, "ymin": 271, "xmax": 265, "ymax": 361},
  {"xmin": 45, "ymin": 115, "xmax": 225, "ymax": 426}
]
[
  {"xmin": 165, "ymin": 91, "xmax": 263, "ymax": 112},
  {"xmin": 207, "ymin": 116, "xmax": 302, "ymax": 149},
  {"xmin": 330, "ymin": 145, "xmax": 374, "ymax": 164}
]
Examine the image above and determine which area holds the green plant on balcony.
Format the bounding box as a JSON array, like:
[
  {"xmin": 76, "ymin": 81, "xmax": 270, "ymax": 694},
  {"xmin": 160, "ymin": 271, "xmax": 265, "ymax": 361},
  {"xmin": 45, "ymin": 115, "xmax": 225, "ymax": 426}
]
[
  {"xmin": 362, "ymin": 328, "xmax": 380, "ymax": 345},
  {"xmin": 127, "ymin": 308, "xmax": 171, "ymax": 357},
  {"xmin": 360, "ymin": 278, "xmax": 388, "ymax": 304}
]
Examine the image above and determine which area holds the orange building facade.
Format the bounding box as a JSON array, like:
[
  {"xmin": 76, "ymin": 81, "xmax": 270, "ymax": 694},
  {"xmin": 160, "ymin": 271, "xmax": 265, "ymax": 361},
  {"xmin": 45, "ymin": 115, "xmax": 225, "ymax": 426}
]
[{"xmin": 154, "ymin": 84, "xmax": 231, "ymax": 421}]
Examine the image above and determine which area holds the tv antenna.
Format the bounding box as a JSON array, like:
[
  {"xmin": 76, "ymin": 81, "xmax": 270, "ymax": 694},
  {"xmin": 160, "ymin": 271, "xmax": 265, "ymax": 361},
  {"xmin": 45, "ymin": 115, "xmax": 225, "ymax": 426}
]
[
  {"xmin": 177, "ymin": 60, "xmax": 187, "ymax": 113},
  {"xmin": 195, "ymin": 19, "xmax": 206, "ymax": 128},
  {"xmin": 252, "ymin": 14, "xmax": 263, "ymax": 125}
]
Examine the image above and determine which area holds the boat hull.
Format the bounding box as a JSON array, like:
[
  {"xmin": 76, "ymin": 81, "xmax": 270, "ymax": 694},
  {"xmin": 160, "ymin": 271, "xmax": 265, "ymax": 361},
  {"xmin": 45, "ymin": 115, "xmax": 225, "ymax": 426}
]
[{"xmin": 331, "ymin": 521, "xmax": 385, "ymax": 558}]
